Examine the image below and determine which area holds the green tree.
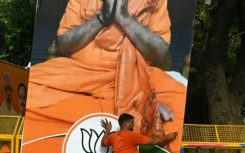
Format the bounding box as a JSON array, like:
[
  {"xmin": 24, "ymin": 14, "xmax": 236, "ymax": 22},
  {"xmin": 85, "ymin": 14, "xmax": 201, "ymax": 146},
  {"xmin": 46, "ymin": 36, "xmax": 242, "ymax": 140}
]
[
  {"xmin": 186, "ymin": 0, "xmax": 245, "ymax": 124},
  {"xmin": 0, "ymin": 0, "xmax": 36, "ymax": 66}
]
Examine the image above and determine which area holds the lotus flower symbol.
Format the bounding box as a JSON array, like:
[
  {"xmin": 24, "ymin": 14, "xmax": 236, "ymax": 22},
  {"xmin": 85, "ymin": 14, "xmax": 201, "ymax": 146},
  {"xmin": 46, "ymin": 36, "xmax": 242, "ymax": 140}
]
[{"xmin": 80, "ymin": 128, "xmax": 112, "ymax": 153}]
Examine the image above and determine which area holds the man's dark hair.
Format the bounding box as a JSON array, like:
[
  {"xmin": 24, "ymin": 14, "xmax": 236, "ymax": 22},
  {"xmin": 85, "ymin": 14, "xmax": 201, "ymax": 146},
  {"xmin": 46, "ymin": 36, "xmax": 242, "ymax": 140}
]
[
  {"xmin": 118, "ymin": 113, "xmax": 134, "ymax": 127},
  {"xmin": 18, "ymin": 83, "xmax": 27, "ymax": 94}
]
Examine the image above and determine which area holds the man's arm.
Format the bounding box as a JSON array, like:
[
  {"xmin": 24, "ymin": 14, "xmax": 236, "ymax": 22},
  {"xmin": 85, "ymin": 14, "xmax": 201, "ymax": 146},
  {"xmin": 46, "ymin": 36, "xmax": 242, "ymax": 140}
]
[
  {"xmin": 147, "ymin": 132, "xmax": 178, "ymax": 146},
  {"xmin": 101, "ymin": 118, "xmax": 112, "ymax": 147},
  {"xmin": 56, "ymin": 0, "xmax": 116, "ymax": 56},
  {"xmin": 114, "ymin": 0, "xmax": 170, "ymax": 69}
]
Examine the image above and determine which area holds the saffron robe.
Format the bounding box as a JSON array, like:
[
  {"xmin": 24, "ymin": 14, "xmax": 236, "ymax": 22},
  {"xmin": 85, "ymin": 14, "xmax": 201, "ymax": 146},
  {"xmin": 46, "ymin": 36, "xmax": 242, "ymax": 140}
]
[{"xmin": 22, "ymin": 0, "xmax": 187, "ymax": 152}]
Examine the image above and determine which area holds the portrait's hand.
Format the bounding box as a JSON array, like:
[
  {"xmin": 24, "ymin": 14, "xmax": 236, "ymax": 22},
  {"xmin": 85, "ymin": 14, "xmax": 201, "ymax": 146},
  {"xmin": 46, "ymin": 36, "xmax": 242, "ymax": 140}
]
[
  {"xmin": 166, "ymin": 132, "xmax": 178, "ymax": 142},
  {"xmin": 101, "ymin": 118, "xmax": 112, "ymax": 133},
  {"xmin": 115, "ymin": 0, "xmax": 129, "ymax": 22},
  {"xmin": 100, "ymin": 0, "xmax": 117, "ymax": 26}
]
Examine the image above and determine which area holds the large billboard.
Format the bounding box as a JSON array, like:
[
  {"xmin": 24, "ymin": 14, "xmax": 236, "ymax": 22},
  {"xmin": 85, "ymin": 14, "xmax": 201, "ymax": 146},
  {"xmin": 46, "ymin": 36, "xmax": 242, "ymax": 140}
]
[{"xmin": 21, "ymin": 0, "xmax": 195, "ymax": 153}]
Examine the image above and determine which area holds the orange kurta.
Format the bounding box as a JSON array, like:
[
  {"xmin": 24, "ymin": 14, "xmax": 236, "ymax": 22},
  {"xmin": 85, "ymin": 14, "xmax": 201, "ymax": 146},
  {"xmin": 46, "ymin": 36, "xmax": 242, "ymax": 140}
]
[{"xmin": 22, "ymin": 0, "xmax": 186, "ymax": 153}]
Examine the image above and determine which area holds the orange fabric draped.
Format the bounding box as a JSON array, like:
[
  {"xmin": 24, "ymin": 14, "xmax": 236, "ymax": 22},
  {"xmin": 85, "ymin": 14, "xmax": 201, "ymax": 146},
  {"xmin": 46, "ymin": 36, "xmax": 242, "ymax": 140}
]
[{"xmin": 22, "ymin": 0, "xmax": 186, "ymax": 153}]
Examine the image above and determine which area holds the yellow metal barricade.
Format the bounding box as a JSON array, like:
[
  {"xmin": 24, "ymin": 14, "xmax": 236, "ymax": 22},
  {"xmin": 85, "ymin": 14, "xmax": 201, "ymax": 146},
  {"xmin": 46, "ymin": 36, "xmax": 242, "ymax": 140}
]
[
  {"xmin": 0, "ymin": 115, "xmax": 21, "ymax": 153},
  {"xmin": 15, "ymin": 117, "xmax": 24, "ymax": 153},
  {"xmin": 182, "ymin": 124, "xmax": 245, "ymax": 149}
]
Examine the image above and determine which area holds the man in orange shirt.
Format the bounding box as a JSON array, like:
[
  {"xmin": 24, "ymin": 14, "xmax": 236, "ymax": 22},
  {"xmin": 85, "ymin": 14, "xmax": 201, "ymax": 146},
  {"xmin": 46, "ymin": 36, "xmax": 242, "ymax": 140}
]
[{"xmin": 101, "ymin": 113, "xmax": 178, "ymax": 153}]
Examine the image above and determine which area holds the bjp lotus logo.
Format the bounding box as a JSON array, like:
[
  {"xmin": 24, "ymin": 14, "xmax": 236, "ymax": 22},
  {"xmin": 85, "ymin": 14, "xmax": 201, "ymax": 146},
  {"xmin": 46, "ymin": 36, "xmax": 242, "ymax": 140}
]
[
  {"xmin": 80, "ymin": 128, "xmax": 111, "ymax": 153},
  {"xmin": 62, "ymin": 113, "xmax": 119, "ymax": 153}
]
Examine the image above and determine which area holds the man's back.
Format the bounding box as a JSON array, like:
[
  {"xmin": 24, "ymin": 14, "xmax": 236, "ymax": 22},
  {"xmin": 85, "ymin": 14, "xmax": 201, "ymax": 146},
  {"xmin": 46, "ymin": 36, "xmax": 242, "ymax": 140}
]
[{"xmin": 104, "ymin": 130, "xmax": 149, "ymax": 153}]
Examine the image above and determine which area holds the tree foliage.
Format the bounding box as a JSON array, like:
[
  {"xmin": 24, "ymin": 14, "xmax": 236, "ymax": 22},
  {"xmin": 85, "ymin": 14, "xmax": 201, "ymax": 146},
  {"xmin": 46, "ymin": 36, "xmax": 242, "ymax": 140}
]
[
  {"xmin": 0, "ymin": 0, "xmax": 36, "ymax": 66},
  {"xmin": 185, "ymin": 0, "xmax": 245, "ymax": 124}
]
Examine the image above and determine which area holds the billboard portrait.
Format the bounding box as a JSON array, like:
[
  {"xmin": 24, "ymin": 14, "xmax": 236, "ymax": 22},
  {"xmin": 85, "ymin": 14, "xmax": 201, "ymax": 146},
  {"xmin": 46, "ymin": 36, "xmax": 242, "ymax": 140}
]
[
  {"xmin": 0, "ymin": 60, "xmax": 29, "ymax": 116},
  {"xmin": 22, "ymin": 0, "xmax": 195, "ymax": 153}
]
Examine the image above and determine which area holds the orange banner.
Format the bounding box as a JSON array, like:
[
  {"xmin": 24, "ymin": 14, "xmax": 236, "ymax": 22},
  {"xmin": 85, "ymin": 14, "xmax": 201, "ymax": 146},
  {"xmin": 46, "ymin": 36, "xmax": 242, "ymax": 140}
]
[{"xmin": 0, "ymin": 60, "xmax": 29, "ymax": 116}]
